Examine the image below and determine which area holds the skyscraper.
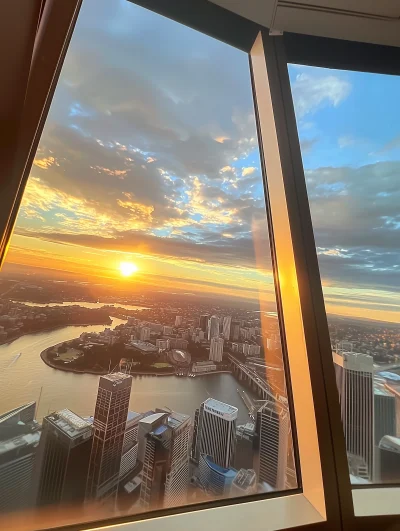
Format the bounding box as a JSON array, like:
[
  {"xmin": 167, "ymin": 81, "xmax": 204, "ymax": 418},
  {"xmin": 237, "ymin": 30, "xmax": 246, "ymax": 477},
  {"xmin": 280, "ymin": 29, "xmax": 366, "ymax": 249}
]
[
  {"xmin": 374, "ymin": 383, "xmax": 396, "ymax": 446},
  {"xmin": 198, "ymin": 454, "xmax": 237, "ymax": 496},
  {"xmin": 222, "ymin": 316, "xmax": 232, "ymax": 340},
  {"xmin": 0, "ymin": 402, "xmax": 40, "ymax": 512},
  {"xmin": 378, "ymin": 435, "xmax": 400, "ymax": 483},
  {"xmin": 36, "ymin": 409, "xmax": 92, "ymax": 506},
  {"xmin": 86, "ymin": 373, "xmax": 132, "ymax": 502},
  {"xmin": 119, "ymin": 411, "xmax": 145, "ymax": 480},
  {"xmin": 140, "ymin": 411, "xmax": 191, "ymax": 509},
  {"xmin": 253, "ymin": 400, "xmax": 288, "ymax": 490},
  {"xmin": 208, "ymin": 315, "xmax": 220, "ymax": 340},
  {"xmin": 209, "ymin": 337, "xmax": 224, "ymax": 363},
  {"xmin": 140, "ymin": 326, "xmax": 151, "ymax": 341},
  {"xmin": 199, "ymin": 314, "xmax": 210, "ymax": 334},
  {"xmin": 231, "ymin": 320, "xmax": 241, "ymax": 341},
  {"xmin": 196, "ymin": 398, "xmax": 237, "ymax": 468},
  {"xmin": 333, "ymin": 351, "xmax": 374, "ymax": 480},
  {"xmin": 175, "ymin": 315, "xmax": 183, "ymax": 327}
]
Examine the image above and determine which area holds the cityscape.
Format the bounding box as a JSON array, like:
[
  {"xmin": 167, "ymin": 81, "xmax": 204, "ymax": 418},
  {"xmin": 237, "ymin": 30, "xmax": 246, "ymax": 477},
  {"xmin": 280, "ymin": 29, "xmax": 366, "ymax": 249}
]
[{"xmin": 0, "ymin": 276, "xmax": 297, "ymax": 524}]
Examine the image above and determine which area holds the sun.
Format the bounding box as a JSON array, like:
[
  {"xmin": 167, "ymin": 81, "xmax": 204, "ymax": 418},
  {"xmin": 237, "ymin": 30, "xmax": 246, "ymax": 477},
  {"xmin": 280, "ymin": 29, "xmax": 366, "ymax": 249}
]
[{"xmin": 119, "ymin": 261, "xmax": 138, "ymax": 277}]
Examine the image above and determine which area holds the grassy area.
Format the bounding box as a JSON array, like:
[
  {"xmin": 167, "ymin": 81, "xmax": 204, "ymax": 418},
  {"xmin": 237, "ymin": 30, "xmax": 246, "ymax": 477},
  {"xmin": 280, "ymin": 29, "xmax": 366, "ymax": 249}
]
[
  {"xmin": 151, "ymin": 363, "xmax": 173, "ymax": 369},
  {"xmin": 57, "ymin": 348, "xmax": 82, "ymax": 362}
]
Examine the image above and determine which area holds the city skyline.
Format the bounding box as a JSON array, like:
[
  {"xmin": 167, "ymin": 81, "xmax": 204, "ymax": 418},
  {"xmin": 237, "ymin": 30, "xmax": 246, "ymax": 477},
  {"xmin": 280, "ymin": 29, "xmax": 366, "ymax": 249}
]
[{"xmin": 0, "ymin": 0, "xmax": 398, "ymax": 323}]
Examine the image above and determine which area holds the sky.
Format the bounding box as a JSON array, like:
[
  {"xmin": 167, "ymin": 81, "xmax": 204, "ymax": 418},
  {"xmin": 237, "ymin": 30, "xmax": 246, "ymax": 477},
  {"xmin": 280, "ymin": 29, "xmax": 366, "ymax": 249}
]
[{"xmin": 3, "ymin": 0, "xmax": 400, "ymax": 322}]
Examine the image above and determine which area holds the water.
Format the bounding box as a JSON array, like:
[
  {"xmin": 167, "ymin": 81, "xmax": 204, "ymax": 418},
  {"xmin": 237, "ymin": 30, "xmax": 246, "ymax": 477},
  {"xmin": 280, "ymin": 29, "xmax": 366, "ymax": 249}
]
[
  {"xmin": 17, "ymin": 301, "xmax": 149, "ymax": 311},
  {"xmin": 0, "ymin": 319, "xmax": 254, "ymax": 423}
]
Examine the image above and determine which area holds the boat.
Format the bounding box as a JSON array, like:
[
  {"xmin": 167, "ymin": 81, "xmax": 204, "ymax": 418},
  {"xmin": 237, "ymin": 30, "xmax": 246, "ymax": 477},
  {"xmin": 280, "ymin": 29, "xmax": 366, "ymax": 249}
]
[{"xmin": 8, "ymin": 353, "xmax": 22, "ymax": 367}]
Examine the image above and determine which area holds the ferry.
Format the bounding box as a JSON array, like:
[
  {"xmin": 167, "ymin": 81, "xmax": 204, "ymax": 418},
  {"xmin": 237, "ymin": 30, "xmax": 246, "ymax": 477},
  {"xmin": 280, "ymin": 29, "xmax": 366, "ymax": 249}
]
[{"xmin": 8, "ymin": 353, "xmax": 22, "ymax": 367}]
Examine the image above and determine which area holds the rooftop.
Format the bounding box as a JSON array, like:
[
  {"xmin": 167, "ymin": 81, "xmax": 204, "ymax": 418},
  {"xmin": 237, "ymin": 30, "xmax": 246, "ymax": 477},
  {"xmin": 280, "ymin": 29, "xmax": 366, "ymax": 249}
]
[
  {"xmin": 232, "ymin": 468, "xmax": 257, "ymax": 490},
  {"xmin": 168, "ymin": 411, "xmax": 190, "ymax": 429},
  {"xmin": 129, "ymin": 340, "xmax": 158, "ymax": 353},
  {"xmin": 201, "ymin": 454, "xmax": 237, "ymax": 478},
  {"xmin": 102, "ymin": 372, "xmax": 132, "ymax": 382},
  {"xmin": 204, "ymin": 398, "xmax": 238, "ymax": 416},
  {"xmin": 48, "ymin": 409, "xmax": 92, "ymax": 438},
  {"xmin": 140, "ymin": 412, "xmax": 166, "ymax": 425}
]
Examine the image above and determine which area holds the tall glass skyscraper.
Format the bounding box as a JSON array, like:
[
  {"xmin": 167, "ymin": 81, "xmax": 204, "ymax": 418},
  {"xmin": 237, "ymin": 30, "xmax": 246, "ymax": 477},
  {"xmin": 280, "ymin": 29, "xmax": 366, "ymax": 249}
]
[
  {"xmin": 333, "ymin": 351, "xmax": 374, "ymax": 480},
  {"xmin": 195, "ymin": 398, "xmax": 237, "ymax": 469},
  {"xmin": 253, "ymin": 400, "xmax": 288, "ymax": 490},
  {"xmin": 140, "ymin": 411, "xmax": 191, "ymax": 509},
  {"xmin": 86, "ymin": 373, "xmax": 132, "ymax": 502},
  {"xmin": 36, "ymin": 409, "xmax": 92, "ymax": 506},
  {"xmin": 208, "ymin": 316, "xmax": 220, "ymax": 341}
]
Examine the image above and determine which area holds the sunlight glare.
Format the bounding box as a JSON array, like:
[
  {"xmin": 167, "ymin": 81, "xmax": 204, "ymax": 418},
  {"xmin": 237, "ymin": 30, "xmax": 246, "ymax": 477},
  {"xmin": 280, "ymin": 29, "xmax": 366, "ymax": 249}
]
[{"xmin": 119, "ymin": 261, "xmax": 138, "ymax": 277}]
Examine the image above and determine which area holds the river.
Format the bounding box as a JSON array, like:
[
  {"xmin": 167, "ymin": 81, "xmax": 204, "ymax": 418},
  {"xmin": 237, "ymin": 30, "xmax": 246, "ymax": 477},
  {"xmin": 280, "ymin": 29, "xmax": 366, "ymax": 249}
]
[{"xmin": 0, "ymin": 315, "xmax": 255, "ymax": 424}]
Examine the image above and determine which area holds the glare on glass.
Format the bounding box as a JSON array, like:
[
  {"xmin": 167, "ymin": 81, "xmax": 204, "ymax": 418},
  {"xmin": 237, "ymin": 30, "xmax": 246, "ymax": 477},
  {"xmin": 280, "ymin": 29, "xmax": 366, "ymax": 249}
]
[
  {"xmin": 0, "ymin": 1, "xmax": 297, "ymax": 528},
  {"xmin": 290, "ymin": 64, "xmax": 400, "ymax": 485}
]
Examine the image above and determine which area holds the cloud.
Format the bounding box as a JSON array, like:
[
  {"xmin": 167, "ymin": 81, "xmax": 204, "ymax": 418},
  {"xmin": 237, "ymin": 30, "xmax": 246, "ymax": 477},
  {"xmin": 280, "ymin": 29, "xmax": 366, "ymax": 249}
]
[
  {"xmin": 242, "ymin": 167, "xmax": 256, "ymax": 177},
  {"xmin": 300, "ymin": 138, "xmax": 318, "ymax": 154},
  {"xmin": 376, "ymin": 135, "xmax": 400, "ymax": 154},
  {"xmin": 291, "ymin": 72, "xmax": 351, "ymax": 118},
  {"xmin": 338, "ymin": 135, "xmax": 354, "ymax": 148}
]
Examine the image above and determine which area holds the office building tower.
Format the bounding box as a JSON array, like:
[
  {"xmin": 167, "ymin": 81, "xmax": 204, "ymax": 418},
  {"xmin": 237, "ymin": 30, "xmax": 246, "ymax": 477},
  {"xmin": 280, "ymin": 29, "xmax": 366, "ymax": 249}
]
[
  {"xmin": 231, "ymin": 320, "xmax": 241, "ymax": 341},
  {"xmin": 198, "ymin": 454, "xmax": 236, "ymax": 496},
  {"xmin": 222, "ymin": 316, "xmax": 232, "ymax": 340},
  {"xmin": 163, "ymin": 325, "xmax": 173, "ymax": 336},
  {"xmin": 209, "ymin": 337, "xmax": 224, "ymax": 363},
  {"xmin": 379, "ymin": 436, "xmax": 400, "ymax": 483},
  {"xmin": 208, "ymin": 315, "xmax": 220, "ymax": 340},
  {"xmin": 230, "ymin": 468, "xmax": 257, "ymax": 496},
  {"xmin": 253, "ymin": 400, "xmax": 288, "ymax": 490},
  {"xmin": 86, "ymin": 373, "xmax": 132, "ymax": 502},
  {"xmin": 137, "ymin": 411, "xmax": 168, "ymax": 463},
  {"xmin": 175, "ymin": 316, "xmax": 183, "ymax": 327},
  {"xmin": 199, "ymin": 314, "xmax": 210, "ymax": 334},
  {"xmin": 374, "ymin": 384, "xmax": 396, "ymax": 446},
  {"xmin": 36, "ymin": 410, "xmax": 92, "ymax": 506},
  {"xmin": 140, "ymin": 326, "xmax": 151, "ymax": 342},
  {"xmin": 156, "ymin": 338, "xmax": 170, "ymax": 351},
  {"xmin": 196, "ymin": 398, "xmax": 237, "ymax": 468},
  {"xmin": 140, "ymin": 411, "xmax": 191, "ymax": 509},
  {"xmin": 191, "ymin": 408, "xmax": 200, "ymax": 461},
  {"xmin": 333, "ymin": 351, "xmax": 374, "ymax": 479},
  {"xmin": 119, "ymin": 411, "xmax": 144, "ymax": 479},
  {"xmin": 0, "ymin": 402, "xmax": 40, "ymax": 512}
]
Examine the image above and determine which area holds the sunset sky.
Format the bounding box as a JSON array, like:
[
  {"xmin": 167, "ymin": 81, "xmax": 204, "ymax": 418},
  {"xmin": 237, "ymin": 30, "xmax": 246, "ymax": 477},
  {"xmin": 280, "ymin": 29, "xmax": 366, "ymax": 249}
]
[{"xmin": 4, "ymin": 0, "xmax": 400, "ymax": 322}]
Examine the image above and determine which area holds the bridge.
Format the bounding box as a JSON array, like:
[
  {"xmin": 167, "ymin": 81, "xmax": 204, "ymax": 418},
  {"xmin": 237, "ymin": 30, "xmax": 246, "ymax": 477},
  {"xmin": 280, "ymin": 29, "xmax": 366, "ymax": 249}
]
[{"xmin": 228, "ymin": 355, "xmax": 276, "ymax": 401}]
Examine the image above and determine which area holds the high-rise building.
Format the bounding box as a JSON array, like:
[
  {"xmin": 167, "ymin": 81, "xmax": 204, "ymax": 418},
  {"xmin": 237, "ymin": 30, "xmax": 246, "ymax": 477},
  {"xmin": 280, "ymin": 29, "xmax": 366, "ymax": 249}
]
[
  {"xmin": 231, "ymin": 321, "xmax": 241, "ymax": 341},
  {"xmin": 36, "ymin": 409, "xmax": 92, "ymax": 507},
  {"xmin": 119, "ymin": 411, "xmax": 145, "ymax": 479},
  {"xmin": 199, "ymin": 314, "xmax": 210, "ymax": 334},
  {"xmin": 209, "ymin": 337, "xmax": 224, "ymax": 363},
  {"xmin": 196, "ymin": 398, "xmax": 237, "ymax": 468},
  {"xmin": 191, "ymin": 408, "xmax": 200, "ymax": 461},
  {"xmin": 230, "ymin": 468, "xmax": 257, "ymax": 496},
  {"xmin": 140, "ymin": 326, "xmax": 151, "ymax": 342},
  {"xmin": 86, "ymin": 373, "xmax": 132, "ymax": 502},
  {"xmin": 0, "ymin": 402, "xmax": 40, "ymax": 512},
  {"xmin": 378, "ymin": 435, "xmax": 400, "ymax": 483},
  {"xmin": 333, "ymin": 351, "xmax": 374, "ymax": 480},
  {"xmin": 175, "ymin": 316, "xmax": 183, "ymax": 327},
  {"xmin": 253, "ymin": 400, "xmax": 288, "ymax": 490},
  {"xmin": 198, "ymin": 454, "xmax": 236, "ymax": 496},
  {"xmin": 374, "ymin": 383, "xmax": 396, "ymax": 446},
  {"xmin": 156, "ymin": 338, "xmax": 170, "ymax": 351},
  {"xmin": 163, "ymin": 325, "xmax": 173, "ymax": 336},
  {"xmin": 137, "ymin": 411, "xmax": 168, "ymax": 463},
  {"xmin": 140, "ymin": 411, "xmax": 191, "ymax": 509},
  {"xmin": 222, "ymin": 316, "xmax": 232, "ymax": 340},
  {"xmin": 208, "ymin": 316, "xmax": 220, "ymax": 341}
]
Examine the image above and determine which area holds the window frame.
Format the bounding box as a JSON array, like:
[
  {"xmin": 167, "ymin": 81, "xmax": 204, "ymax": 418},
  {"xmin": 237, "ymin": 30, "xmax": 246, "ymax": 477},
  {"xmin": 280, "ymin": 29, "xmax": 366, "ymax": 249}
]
[{"xmin": 1, "ymin": 1, "xmax": 400, "ymax": 530}]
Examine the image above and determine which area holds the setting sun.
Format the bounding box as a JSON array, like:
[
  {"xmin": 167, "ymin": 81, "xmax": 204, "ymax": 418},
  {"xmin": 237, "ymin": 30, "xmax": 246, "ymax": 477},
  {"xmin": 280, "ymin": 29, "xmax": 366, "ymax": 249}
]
[{"xmin": 119, "ymin": 261, "xmax": 138, "ymax": 277}]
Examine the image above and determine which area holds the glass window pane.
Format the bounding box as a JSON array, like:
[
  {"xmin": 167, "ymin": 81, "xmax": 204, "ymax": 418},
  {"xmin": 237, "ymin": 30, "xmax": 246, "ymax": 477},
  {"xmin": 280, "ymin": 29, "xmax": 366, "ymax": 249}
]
[
  {"xmin": 290, "ymin": 64, "xmax": 400, "ymax": 486},
  {"xmin": 0, "ymin": 1, "xmax": 297, "ymax": 529}
]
